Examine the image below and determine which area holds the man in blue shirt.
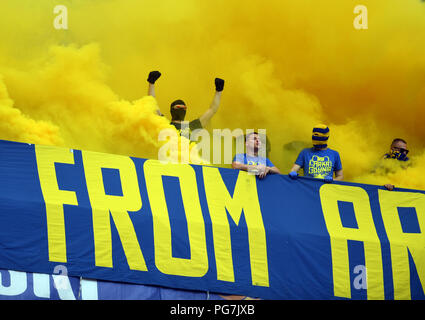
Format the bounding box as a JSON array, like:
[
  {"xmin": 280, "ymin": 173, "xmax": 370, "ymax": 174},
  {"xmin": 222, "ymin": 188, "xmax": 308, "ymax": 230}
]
[
  {"xmin": 288, "ymin": 124, "xmax": 343, "ymax": 182},
  {"xmin": 232, "ymin": 132, "xmax": 280, "ymax": 179}
]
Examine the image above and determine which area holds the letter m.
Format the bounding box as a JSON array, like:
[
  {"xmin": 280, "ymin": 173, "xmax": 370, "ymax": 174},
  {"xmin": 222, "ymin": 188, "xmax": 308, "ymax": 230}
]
[{"xmin": 202, "ymin": 167, "xmax": 269, "ymax": 287}]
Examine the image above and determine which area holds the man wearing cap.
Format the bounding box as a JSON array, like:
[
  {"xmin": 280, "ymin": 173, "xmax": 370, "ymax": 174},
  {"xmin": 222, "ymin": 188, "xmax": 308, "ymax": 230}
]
[
  {"xmin": 288, "ymin": 124, "xmax": 343, "ymax": 182},
  {"xmin": 147, "ymin": 70, "xmax": 224, "ymax": 140}
]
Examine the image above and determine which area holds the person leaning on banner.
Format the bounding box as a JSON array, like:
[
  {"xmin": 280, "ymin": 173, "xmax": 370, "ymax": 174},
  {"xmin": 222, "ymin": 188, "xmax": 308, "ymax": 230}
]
[
  {"xmin": 232, "ymin": 132, "xmax": 280, "ymax": 179},
  {"xmin": 147, "ymin": 70, "xmax": 224, "ymax": 139},
  {"xmin": 382, "ymin": 138, "xmax": 410, "ymax": 191},
  {"xmin": 288, "ymin": 124, "xmax": 343, "ymax": 182}
]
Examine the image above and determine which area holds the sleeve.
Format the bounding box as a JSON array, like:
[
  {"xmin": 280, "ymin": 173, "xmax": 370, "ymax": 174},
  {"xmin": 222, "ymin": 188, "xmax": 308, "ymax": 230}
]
[
  {"xmin": 266, "ymin": 158, "xmax": 274, "ymax": 167},
  {"xmin": 294, "ymin": 149, "xmax": 305, "ymax": 168},
  {"xmin": 189, "ymin": 118, "xmax": 203, "ymax": 131},
  {"xmin": 334, "ymin": 151, "xmax": 342, "ymax": 171},
  {"xmin": 233, "ymin": 153, "xmax": 245, "ymax": 164}
]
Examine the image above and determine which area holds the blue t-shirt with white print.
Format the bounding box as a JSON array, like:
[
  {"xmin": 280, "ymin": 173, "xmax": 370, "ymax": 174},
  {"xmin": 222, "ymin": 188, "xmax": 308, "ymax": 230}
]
[
  {"xmin": 233, "ymin": 153, "xmax": 274, "ymax": 167},
  {"xmin": 295, "ymin": 148, "xmax": 342, "ymax": 179}
]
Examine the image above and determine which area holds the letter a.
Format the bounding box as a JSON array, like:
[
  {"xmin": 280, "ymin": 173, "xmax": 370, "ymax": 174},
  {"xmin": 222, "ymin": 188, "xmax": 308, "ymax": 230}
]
[
  {"xmin": 353, "ymin": 265, "xmax": 368, "ymax": 290},
  {"xmin": 353, "ymin": 5, "xmax": 368, "ymax": 30},
  {"xmin": 53, "ymin": 5, "xmax": 68, "ymax": 30}
]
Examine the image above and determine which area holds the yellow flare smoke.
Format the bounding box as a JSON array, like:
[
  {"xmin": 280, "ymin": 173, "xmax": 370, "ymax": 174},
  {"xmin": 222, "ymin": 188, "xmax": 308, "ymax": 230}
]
[{"xmin": 0, "ymin": 0, "xmax": 424, "ymax": 189}]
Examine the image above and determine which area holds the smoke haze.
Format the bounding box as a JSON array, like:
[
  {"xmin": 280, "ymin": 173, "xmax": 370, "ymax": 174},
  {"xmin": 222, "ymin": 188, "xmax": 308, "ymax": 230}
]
[{"xmin": 1, "ymin": 0, "xmax": 424, "ymax": 189}]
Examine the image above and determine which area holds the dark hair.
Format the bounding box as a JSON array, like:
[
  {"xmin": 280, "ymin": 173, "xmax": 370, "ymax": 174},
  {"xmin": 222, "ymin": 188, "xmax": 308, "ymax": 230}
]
[
  {"xmin": 244, "ymin": 131, "xmax": 258, "ymax": 142},
  {"xmin": 391, "ymin": 138, "xmax": 407, "ymax": 145}
]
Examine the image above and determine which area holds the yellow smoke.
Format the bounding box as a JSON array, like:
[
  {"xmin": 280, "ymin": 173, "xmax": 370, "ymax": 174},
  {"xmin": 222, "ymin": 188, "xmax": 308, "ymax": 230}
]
[{"xmin": 0, "ymin": 0, "xmax": 424, "ymax": 189}]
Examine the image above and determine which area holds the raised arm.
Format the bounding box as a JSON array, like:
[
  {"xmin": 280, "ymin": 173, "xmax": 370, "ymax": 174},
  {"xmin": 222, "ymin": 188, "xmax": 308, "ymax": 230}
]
[
  {"xmin": 147, "ymin": 71, "xmax": 162, "ymax": 116},
  {"xmin": 199, "ymin": 78, "xmax": 224, "ymax": 127}
]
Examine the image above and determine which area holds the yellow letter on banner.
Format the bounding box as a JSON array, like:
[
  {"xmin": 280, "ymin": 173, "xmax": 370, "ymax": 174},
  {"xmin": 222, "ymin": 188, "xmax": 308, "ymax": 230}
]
[
  {"xmin": 143, "ymin": 160, "xmax": 208, "ymax": 277},
  {"xmin": 82, "ymin": 151, "xmax": 147, "ymax": 271},
  {"xmin": 378, "ymin": 190, "xmax": 425, "ymax": 300},
  {"xmin": 320, "ymin": 184, "xmax": 384, "ymax": 299},
  {"xmin": 35, "ymin": 146, "xmax": 78, "ymax": 263},
  {"xmin": 202, "ymin": 167, "xmax": 269, "ymax": 287}
]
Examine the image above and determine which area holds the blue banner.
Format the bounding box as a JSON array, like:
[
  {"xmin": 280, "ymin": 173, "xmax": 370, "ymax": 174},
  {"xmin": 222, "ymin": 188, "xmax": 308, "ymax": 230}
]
[
  {"xmin": 0, "ymin": 139, "xmax": 424, "ymax": 299},
  {"xmin": 0, "ymin": 269, "xmax": 227, "ymax": 300}
]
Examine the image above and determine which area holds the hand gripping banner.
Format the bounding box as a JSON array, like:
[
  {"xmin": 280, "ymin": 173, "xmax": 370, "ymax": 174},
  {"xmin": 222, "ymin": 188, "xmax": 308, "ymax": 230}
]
[{"xmin": 0, "ymin": 139, "xmax": 424, "ymax": 299}]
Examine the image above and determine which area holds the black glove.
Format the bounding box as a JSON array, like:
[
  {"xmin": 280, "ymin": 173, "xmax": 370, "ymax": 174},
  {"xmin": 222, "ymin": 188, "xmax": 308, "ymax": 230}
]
[
  {"xmin": 147, "ymin": 71, "xmax": 161, "ymax": 84},
  {"xmin": 215, "ymin": 78, "xmax": 225, "ymax": 92}
]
